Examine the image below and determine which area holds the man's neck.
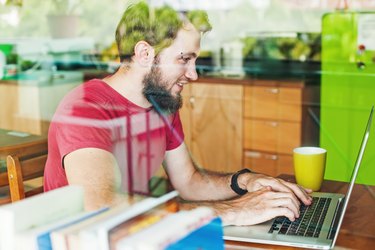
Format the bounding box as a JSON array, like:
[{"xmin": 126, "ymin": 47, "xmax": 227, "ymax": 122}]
[{"xmin": 103, "ymin": 65, "xmax": 152, "ymax": 109}]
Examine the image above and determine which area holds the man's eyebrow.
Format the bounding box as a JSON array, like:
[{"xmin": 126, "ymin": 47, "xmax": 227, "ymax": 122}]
[{"xmin": 180, "ymin": 52, "xmax": 198, "ymax": 58}]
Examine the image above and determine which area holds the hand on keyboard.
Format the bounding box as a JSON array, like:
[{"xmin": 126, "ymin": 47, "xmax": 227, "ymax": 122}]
[
  {"xmin": 240, "ymin": 173, "xmax": 313, "ymax": 206},
  {"xmin": 220, "ymin": 186, "xmax": 304, "ymax": 226}
]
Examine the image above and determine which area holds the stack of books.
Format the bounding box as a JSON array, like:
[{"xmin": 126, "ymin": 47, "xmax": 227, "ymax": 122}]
[{"xmin": 0, "ymin": 186, "xmax": 224, "ymax": 250}]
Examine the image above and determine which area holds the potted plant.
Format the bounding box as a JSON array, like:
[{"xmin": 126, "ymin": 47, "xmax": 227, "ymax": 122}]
[{"xmin": 47, "ymin": 0, "xmax": 84, "ymax": 38}]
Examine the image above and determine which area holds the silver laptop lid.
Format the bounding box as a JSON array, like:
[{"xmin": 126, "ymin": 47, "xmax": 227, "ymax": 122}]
[{"xmin": 331, "ymin": 105, "xmax": 373, "ymax": 247}]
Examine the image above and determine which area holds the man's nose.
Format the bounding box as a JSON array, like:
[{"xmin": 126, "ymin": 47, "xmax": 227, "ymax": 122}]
[{"xmin": 185, "ymin": 63, "xmax": 198, "ymax": 81}]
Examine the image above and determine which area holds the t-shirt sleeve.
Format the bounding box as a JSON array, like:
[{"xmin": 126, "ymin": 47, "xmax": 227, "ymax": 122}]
[
  {"xmin": 165, "ymin": 111, "xmax": 185, "ymax": 151},
  {"xmin": 54, "ymin": 99, "xmax": 115, "ymax": 158}
]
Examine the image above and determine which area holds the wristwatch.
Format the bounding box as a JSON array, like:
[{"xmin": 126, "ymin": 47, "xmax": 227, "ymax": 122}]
[{"xmin": 230, "ymin": 168, "xmax": 251, "ymax": 195}]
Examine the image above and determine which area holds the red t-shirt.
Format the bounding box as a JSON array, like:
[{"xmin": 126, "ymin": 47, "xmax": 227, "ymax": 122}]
[{"xmin": 44, "ymin": 79, "xmax": 184, "ymax": 194}]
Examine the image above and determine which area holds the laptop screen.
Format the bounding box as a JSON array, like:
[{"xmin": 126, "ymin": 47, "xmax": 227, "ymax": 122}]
[{"xmin": 331, "ymin": 105, "xmax": 373, "ymax": 246}]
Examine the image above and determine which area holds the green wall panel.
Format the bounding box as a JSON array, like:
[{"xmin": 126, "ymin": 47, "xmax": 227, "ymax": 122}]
[{"xmin": 321, "ymin": 12, "xmax": 375, "ymax": 185}]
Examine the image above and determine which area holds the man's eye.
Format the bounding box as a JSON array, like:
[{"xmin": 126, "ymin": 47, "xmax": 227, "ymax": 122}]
[{"xmin": 180, "ymin": 56, "xmax": 191, "ymax": 63}]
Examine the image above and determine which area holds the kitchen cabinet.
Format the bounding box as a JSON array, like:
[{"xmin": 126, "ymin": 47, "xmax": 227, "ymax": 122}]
[
  {"xmin": 180, "ymin": 82, "xmax": 243, "ymax": 173},
  {"xmin": 178, "ymin": 76, "xmax": 317, "ymax": 176},
  {"xmin": 243, "ymin": 80, "xmax": 303, "ymax": 176},
  {"xmin": 0, "ymin": 81, "xmax": 80, "ymax": 135}
]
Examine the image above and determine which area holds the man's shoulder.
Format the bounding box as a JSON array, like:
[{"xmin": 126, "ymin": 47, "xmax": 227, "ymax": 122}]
[
  {"xmin": 64, "ymin": 78, "xmax": 117, "ymax": 104},
  {"xmin": 82, "ymin": 78, "xmax": 108, "ymax": 93},
  {"xmin": 52, "ymin": 79, "xmax": 113, "ymax": 116}
]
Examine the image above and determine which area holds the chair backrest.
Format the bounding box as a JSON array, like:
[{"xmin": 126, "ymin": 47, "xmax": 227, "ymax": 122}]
[
  {"xmin": 6, "ymin": 151, "xmax": 48, "ymax": 202},
  {"xmin": 0, "ymin": 134, "xmax": 48, "ymax": 204}
]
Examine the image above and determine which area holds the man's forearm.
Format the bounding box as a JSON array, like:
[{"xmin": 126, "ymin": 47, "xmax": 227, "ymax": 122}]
[
  {"xmin": 177, "ymin": 167, "xmax": 238, "ymax": 201},
  {"xmin": 164, "ymin": 144, "xmax": 245, "ymax": 202},
  {"xmin": 177, "ymin": 197, "xmax": 234, "ymax": 225}
]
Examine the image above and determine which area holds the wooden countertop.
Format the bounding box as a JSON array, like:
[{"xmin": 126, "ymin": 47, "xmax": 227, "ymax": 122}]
[
  {"xmin": 195, "ymin": 76, "xmax": 304, "ymax": 88},
  {"xmin": 82, "ymin": 69, "xmax": 306, "ymax": 88}
]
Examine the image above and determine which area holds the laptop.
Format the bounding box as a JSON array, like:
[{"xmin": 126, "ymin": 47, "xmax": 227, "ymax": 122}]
[{"xmin": 224, "ymin": 106, "xmax": 373, "ymax": 249}]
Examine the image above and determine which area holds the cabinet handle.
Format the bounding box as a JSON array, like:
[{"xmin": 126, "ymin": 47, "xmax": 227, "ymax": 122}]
[
  {"xmin": 244, "ymin": 151, "xmax": 278, "ymax": 161},
  {"xmin": 189, "ymin": 97, "xmax": 195, "ymax": 109},
  {"xmin": 266, "ymin": 88, "xmax": 279, "ymax": 94},
  {"xmin": 266, "ymin": 121, "xmax": 278, "ymax": 127},
  {"xmin": 265, "ymin": 154, "xmax": 278, "ymax": 160},
  {"xmin": 244, "ymin": 151, "xmax": 261, "ymax": 158}
]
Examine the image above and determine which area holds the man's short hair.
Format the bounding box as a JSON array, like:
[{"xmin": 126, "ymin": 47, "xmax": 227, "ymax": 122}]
[{"xmin": 115, "ymin": 1, "xmax": 212, "ymax": 62}]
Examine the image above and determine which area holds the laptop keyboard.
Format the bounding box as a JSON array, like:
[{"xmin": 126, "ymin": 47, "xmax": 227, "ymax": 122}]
[{"xmin": 268, "ymin": 197, "xmax": 331, "ymax": 238}]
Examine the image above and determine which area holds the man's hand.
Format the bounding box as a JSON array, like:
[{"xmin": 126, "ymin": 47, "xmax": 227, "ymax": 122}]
[
  {"xmin": 219, "ymin": 186, "xmax": 303, "ymax": 226},
  {"xmin": 238, "ymin": 172, "xmax": 313, "ymax": 206}
]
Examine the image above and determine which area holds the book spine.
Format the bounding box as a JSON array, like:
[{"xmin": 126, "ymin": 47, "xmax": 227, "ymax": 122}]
[
  {"xmin": 0, "ymin": 186, "xmax": 84, "ymax": 250},
  {"xmin": 115, "ymin": 207, "xmax": 216, "ymax": 250},
  {"xmin": 37, "ymin": 208, "xmax": 109, "ymax": 250},
  {"xmin": 79, "ymin": 230, "xmax": 99, "ymax": 250},
  {"xmin": 0, "ymin": 212, "xmax": 14, "ymax": 250},
  {"xmin": 93, "ymin": 191, "xmax": 178, "ymax": 250}
]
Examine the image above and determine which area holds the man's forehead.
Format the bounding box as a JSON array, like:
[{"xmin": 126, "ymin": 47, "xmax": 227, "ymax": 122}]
[
  {"xmin": 180, "ymin": 22, "xmax": 201, "ymax": 40},
  {"xmin": 170, "ymin": 27, "xmax": 201, "ymax": 53}
]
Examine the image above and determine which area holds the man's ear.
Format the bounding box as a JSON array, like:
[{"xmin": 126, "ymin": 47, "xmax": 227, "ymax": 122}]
[{"xmin": 134, "ymin": 41, "xmax": 155, "ymax": 67}]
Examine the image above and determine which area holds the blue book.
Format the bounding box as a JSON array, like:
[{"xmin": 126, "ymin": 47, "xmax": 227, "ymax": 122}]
[{"xmin": 166, "ymin": 217, "xmax": 224, "ymax": 250}]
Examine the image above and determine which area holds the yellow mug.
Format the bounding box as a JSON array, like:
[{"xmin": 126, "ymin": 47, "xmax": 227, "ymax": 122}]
[{"xmin": 293, "ymin": 147, "xmax": 327, "ymax": 191}]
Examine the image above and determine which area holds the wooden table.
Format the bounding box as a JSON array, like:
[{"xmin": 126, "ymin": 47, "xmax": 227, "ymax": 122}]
[
  {"xmin": 225, "ymin": 175, "xmax": 375, "ymax": 249},
  {"xmin": 0, "ymin": 127, "xmax": 47, "ymax": 176},
  {"xmin": 0, "ymin": 129, "xmax": 48, "ymax": 203},
  {"xmin": 0, "ymin": 128, "xmax": 47, "ymax": 159}
]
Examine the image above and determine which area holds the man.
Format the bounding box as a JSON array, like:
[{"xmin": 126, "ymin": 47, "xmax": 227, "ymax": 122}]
[{"xmin": 44, "ymin": 1, "xmax": 312, "ymax": 226}]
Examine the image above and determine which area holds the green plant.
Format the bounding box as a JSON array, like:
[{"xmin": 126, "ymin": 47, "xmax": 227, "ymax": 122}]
[
  {"xmin": 50, "ymin": 0, "xmax": 83, "ymax": 15},
  {"xmin": 4, "ymin": 0, "xmax": 23, "ymax": 7}
]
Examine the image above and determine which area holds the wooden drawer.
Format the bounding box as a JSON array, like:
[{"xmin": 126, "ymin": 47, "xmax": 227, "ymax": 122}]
[
  {"xmin": 243, "ymin": 151, "xmax": 294, "ymax": 177},
  {"xmin": 244, "ymin": 119, "xmax": 301, "ymax": 154},
  {"xmin": 244, "ymin": 85, "xmax": 302, "ymax": 122}
]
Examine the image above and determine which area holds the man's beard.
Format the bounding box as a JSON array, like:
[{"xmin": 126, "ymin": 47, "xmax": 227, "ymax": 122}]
[{"xmin": 142, "ymin": 64, "xmax": 183, "ymax": 115}]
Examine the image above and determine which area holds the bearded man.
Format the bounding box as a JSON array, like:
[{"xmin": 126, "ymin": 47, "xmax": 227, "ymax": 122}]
[{"xmin": 44, "ymin": 1, "xmax": 311, "ymax": 226}]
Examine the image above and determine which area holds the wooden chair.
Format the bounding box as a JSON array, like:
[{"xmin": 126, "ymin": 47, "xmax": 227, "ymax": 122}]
[
  {"xmin": 0, "ymin": 129, "xmax": 48, "ymax": 205},
  {"xmin": 6, "ymin": 151, "xmax": 48, "ymax": 202}
]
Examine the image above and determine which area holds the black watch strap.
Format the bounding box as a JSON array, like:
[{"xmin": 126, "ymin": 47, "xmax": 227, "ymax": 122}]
[{"xmin": 230, "ymin": 168, "xmax": 251, "ymax": 195}]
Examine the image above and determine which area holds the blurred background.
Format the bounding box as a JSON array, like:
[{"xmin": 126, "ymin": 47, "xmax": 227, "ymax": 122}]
[
  {"xmin": 0, "ymin": 0, "xmax": 352, "ymax": 72},
  {"xmin": 1, "ymin": 0, "xmax": 375, "ymax": 186}
]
